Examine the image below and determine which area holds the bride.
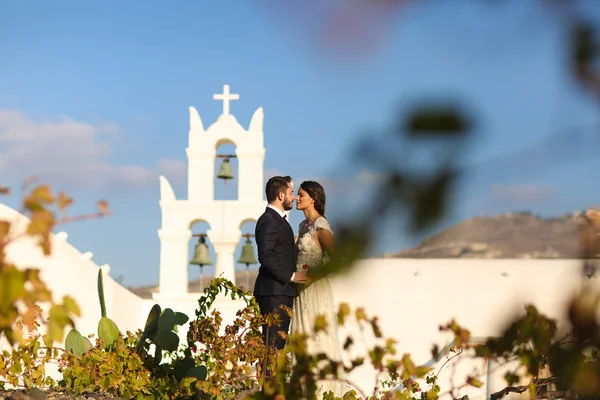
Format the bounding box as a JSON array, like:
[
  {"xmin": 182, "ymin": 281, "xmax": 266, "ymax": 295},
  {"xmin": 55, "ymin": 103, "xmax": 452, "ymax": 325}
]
[{"xmin": 291, "ymin": 180, "xmax": 347, "ymax": 397}]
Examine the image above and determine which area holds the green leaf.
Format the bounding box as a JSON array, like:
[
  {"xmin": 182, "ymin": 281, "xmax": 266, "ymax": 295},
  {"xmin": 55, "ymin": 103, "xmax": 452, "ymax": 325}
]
[
  {"xmin": 98, "ymin": 317, "xmax": 120, "ymax": 348},
  {"xmin": 410, "ymin": 168, "xmax": 455, "ymax": 232},
  {"xmin": 504, "ymin": 371, "xmax": 520, "ymax": 386},
  {"xmin": 174, "ymin": 356, "xmax": 196, "ymax": 382},
  {"xmin": 154, "ymin": 330, "xmax": 179, "ymax": 352},
  {"xmin": 157, "ymin": 308, "xmax": 176, "ymax": 333},
  {"xmin": 173, "ymin": 311, "xmax": 189, "ymax": 326},
  {"xmin": 97, "ymin": 269, "xmax": 106, "ymax": 318},
  {"xmin": 144, "ymin": 304, "xmax": 161, "ymax": 334},
  {"xmin": 154, "ymin": 346, "xmax": 163, "ymax": 365},
  {"xmin": 474, "ymin": 344, "xmax": 491, "ymax": 357},
  {"xmin": 65, "ymin": 329, "xmax": 92, "ymax": 357},
  {"xmin": 185, "ymin": 365, "xmax": 207, "ymax": 381},
  {"xmin": 572, "ymin": 22, "xmax": 598, "ymax": 67},
  {"xmin": 404, "ymin": 105, "xmax": 471, "ymax": 136}
]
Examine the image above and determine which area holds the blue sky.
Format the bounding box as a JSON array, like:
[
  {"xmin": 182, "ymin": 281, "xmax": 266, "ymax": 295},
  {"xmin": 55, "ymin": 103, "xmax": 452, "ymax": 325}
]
[{"xmin": 2, "ymin": 1, "xmax": 600, "ymax": 287}]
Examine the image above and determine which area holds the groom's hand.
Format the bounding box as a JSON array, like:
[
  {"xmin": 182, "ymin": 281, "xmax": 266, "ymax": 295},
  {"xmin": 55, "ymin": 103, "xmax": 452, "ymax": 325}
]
[{"xmin": 293, "ymin": 271, "xmax": 310, "ymax": 283}]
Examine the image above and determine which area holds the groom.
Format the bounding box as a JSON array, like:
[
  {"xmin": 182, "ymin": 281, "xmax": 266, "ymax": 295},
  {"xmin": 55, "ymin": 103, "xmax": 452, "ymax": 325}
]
[{"xmin": 253, "ymin": 176, "xmax": 309, "ymax": 364}]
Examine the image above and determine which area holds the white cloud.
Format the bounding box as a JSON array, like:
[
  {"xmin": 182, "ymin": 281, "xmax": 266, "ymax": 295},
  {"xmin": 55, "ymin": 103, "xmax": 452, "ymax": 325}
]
[
  {"xmin": 491, "ymin": 184, "xmax": 556, "ymax": 204},
  {"xmin": 0, "ymin": 109, "xmax": 186, "ymax": 191},
  {"xmin": 156, "ymin": 159, "xmax": 187, "ymax": 186}
]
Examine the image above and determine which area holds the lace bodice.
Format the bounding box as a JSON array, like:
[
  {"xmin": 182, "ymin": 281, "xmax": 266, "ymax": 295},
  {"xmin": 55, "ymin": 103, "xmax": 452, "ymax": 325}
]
[{"xmin": 295, "ymin": 216, "xmax": 331, "ymax": 272}]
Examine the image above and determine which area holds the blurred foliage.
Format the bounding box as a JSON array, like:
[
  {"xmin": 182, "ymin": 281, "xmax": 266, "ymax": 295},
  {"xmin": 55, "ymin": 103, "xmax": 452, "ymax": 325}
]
[
  {"xmin": 313, "ymin": 1, "xmax": 600, "ymax": 399},
  {"xmin": 0, "ymin": 182, "xmax": 111, "ymax": 389},
  {"xmin": 0, "ymin": 182, "xmax": 110, "ymax": 346}
]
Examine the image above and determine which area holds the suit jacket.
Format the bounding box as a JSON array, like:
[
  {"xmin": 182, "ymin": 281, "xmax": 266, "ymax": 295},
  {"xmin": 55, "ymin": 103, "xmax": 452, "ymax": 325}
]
[{"xmin": 253, "ymin": 207, "xmax": 298, "ymax": 297}]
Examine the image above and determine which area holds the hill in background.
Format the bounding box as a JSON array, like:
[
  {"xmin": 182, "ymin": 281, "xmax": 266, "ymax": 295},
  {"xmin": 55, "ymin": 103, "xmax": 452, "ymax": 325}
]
[{"xmin": 385, "ymin": 211, "xmax": 582, "ymax": 259}]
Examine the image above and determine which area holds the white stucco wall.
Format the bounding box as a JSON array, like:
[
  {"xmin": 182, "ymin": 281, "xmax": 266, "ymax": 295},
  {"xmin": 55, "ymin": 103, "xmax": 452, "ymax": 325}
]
[
  {"xmin": 330, "ymin": 258, "xmax": 597, "ymax": 399},
  {"xmin": 0, "ymin": 203, "xmax": 150, "ymax": 347}
]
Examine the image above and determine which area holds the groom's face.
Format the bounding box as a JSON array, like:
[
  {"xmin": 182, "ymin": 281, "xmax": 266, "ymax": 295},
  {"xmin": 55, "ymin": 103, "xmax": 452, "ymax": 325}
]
[{"xmin": 282, "ymin": 182, "xmax": 294, "ymax": 211}]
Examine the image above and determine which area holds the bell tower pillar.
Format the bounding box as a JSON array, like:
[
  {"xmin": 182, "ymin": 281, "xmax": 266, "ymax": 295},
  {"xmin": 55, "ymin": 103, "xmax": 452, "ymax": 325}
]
[
  {"xmin": 157, "ymin": 228, "xmax": 191, "ymax": 298},
  {"xmin": 208, "ymin": 231, "xmax": 242, "ymax": 284}
]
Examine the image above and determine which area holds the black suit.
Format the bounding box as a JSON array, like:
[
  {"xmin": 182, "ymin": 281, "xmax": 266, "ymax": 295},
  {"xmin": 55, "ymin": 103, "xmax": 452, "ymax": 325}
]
[{"xmin": 253, "ymin": 206, "xmax": 297, "ymax": 354}]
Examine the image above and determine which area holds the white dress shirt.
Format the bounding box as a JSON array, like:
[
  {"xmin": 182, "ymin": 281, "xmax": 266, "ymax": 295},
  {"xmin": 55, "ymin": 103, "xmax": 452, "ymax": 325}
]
[{"xmin": 267, "ymin": 204, "xmax": 289, "ymax": 223}]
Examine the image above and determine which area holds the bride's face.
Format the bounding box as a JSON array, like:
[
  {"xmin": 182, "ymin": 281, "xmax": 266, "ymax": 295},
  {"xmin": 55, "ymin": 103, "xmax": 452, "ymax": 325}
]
[{"xmin": 295, "ymin": 188, "xmax": 313, "ymax": 211}]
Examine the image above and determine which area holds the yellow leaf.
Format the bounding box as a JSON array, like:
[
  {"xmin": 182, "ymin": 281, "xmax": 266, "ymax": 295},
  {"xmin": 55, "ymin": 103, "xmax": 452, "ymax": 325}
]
[
  {"xmin": 371, "ymin": 317, "xmax": 382, "ymax": 338},
  {"xmin": 20, "ymin": 305, "xmax": 42, "ymax": 332},
  {"xmin": 32, "ymin": 185, "xmax": 54, "ymax": 204},
  {"xmin": 402, "ymin": 354, "xmax": 416, "ymax": 375},
  {"xmin": 2, "ymin": 266, "xmax": 25, "ymax": 303},
  {"xmin": 313, "ymin": 314, "xmax": 328, "ymax": 333},
  {"xmin": 415, "ymin": 366, "xmax": 431, "ymax": 378},
  {"xmin": 529, "ymin": 383, "xmax": 536, "ymax": 399},
  {"xmin": 0, "ymin": 221, "xmax": 10, "ymax": 243},
  {"xmin": 57, "ymin": 191, "xmax": 74, "ymax": 211},
  {"xmin": 386, "ymin": 360, "xmax": 399, "ymax": 374},
  {"xmin": 97, "ymin": 199, "xmax": 109, "ymax": 214},
  {"xmin": 385, "ymin": 338, "xmax": 397, "ymax": 355},
  {"xmin": 467, "ymin": 376, "xmax": 484, "ymax": 388},
  {"xmin": 27, "ymin": 210, "xmax": 54, "ymax": 236},
  {"xmin": 355, "ymin": 307, "xmax": 367, "ymax": 321},
  {"xmin": 337, "ymin": 302, "xmax": 350, "ymax": 325},
  {"xmin": 46, "ymin": 319, "xmax": 63, "ymax": 343},
  {"xmin": 62, "ymin": 296, "xmax": 81, "ymax": 317}
]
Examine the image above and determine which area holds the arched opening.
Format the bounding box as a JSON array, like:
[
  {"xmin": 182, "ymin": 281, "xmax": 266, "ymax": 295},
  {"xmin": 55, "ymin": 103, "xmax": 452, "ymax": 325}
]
[
  {"xmin": 236, "ymin": 218, "xmax": 258, "ymax": 291},
  {"xmin": 189, "ymin": 219, "xmax": 214, "ymax": 293},
  {"xmin": 214, "ymin": 140, "xmax": 238, "ymax": 200}
]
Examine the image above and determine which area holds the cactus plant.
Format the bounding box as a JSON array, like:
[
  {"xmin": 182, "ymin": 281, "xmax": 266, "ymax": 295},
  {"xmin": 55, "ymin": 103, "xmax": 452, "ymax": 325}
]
[
  {"xmin": 96, "ymin": 268, "xmax": 119, "ymax": 348},
  {"xmin": 64, "ymin": 271, "xmax": 206, "ymax": 383},
  {"xmin": 65, "ymin": 329, "xmax": 92, "ymax": 357},
  {"xmin": 134, "ymin": 304, "xmax": 205, "ymax": 381},
  {"xmin": 65, "ymin": 268, "xmax": 119, "ymax": 355},
  {"xmin": 135, "ymin": 305, "xmax": 188, "ymax": 360},
  {"xmin": 97, "ymin": 269, "xmax": 106, "ymax": 318}
]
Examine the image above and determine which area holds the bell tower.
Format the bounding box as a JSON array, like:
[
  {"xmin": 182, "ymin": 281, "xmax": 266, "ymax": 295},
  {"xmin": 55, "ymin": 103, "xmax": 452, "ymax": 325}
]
[{"xmin": 154, "ymin": 84, "xmax": 266, "ymax": 303}]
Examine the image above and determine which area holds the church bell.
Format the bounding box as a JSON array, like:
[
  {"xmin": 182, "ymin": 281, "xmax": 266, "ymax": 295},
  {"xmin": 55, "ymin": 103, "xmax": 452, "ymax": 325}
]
[
  {"xmin": 190, "ymin": 236, "xmax": 213, "ymax": 266},
  {"xmin": 217, "ymin": 158, "xmax": 234, "ymax": 181},
  {"xmin": 237, "ymin": 236, "xmax": 258, "ymax": 266},
  {"xmin": 238, "ymin": 235, "xmax": 257, "ymax": 290}
]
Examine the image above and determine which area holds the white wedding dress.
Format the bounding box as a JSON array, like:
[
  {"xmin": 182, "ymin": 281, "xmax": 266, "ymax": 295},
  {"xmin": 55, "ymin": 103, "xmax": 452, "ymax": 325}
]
[{"xmin": 291, "ymin": 216, "xmax": 348, "ymax": 398}]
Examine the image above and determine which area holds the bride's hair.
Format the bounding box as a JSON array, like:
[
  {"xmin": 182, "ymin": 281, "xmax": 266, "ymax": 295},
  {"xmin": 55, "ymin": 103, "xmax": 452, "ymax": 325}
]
[{"xmin": 300, "ymin": 180, "xmax": 326, "ymax": 216}]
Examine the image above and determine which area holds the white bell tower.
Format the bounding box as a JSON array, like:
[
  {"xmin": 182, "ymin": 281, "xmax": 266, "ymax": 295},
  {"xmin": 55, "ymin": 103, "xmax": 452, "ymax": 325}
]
[{"xmin": 154, "ymin": 84, "xmax": 266, "ymax": 303}]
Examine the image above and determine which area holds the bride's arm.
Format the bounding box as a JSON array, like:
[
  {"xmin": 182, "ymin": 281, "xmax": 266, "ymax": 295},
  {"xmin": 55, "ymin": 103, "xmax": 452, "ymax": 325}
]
[{"xmin": 317, "ymin": 228, "xmax": 336, "ymax": 255}]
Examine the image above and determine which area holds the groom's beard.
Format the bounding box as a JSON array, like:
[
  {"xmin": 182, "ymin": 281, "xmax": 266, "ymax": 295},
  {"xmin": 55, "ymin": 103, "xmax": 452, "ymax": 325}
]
[{"xmin": 283, "ymin": 197, "xmax": 293, "ymax": 211}]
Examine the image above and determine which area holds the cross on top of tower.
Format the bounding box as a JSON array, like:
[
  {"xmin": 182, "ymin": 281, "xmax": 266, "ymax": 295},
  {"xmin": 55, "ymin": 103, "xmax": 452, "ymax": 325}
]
[{"xmin": 213, "ymin": 84, "xmax": 239, "ymax": 116}]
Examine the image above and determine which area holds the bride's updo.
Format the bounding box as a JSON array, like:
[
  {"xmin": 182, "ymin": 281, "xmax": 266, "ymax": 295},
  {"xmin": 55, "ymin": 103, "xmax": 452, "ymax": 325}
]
[{"xmin": 300, "ymin": 180, "xmax": 326, "ymax": 216}]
